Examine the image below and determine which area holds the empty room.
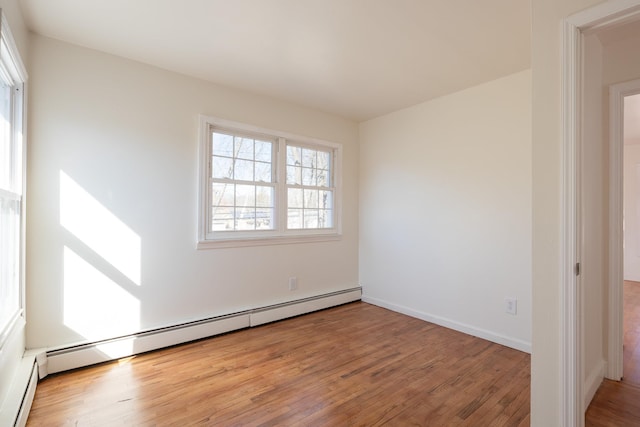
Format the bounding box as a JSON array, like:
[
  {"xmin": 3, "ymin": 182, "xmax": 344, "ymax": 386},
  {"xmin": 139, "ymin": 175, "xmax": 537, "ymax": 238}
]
[{"xmin": 1, "ymin": 0, "xmax": 640, "ymax": 426}]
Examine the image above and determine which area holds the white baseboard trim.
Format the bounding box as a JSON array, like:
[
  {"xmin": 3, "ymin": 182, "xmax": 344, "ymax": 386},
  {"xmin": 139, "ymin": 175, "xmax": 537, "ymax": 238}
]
[
  {"xmin": 362, "ymin": 295, "xmax": 531, "ymax": 353},
  {"xmin": 46, "ymin": 314, "xmax": 251, "ymax": 374},
  {"xmin": 0, "ymin": 356, "xmax": 37, "ymax": 427},
  {"xmin": 44, "ymin": 287, "xmax": 362, "ymax": 375},
  {"xmin": 250, "ymin": 288, "xmax": 362, "ymax": 326},
  {"xmin": 14, "ymin": 362, "xmax": 38, "ymax": 427},
  {"xmin": 583, "ymin": 359, "xmax": 605, "ymax": 411}
]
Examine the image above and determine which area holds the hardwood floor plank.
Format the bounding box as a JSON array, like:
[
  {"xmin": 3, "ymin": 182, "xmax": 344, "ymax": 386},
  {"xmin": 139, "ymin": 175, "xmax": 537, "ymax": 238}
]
[
  {"xmin": 586, "ymin": 280, "xmax": 640, "ymax": 425},
  {"xmin": 586, "ymin": 380, "xmax": 640, "ymax": 426},
  {"xmin": 27, "ymin": 302, "xmax": 530, "ymax": 426}
]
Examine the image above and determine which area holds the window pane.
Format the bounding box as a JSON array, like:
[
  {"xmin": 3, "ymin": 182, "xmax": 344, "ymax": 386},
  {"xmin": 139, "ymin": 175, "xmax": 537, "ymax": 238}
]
[
  {"xmin": 255, "ymin": 161, "xmax": 272, "ymax": 183},
  {"xmin": 212, "ymin": 132, "xmax": 234, "ymax": 157},
  {"xmin": 205, "ymin": 124, "xmax": 340, "ymax": 240},
  {"xmin": 287, "ymin": 208, "xmax": 303, "ymax": 229},
  {"xmin": 286, "ymin": 165, "xmax": 301, "ymax": 185},
  {"xmin": 303, "ymin": 209, "xmax": 319, "ymax": 228},
  {"xmin": 302, "ymin": 148, "xmax": 316, "ymax": 168},
  {"xmin": 256, "ymin": 186, "xmax": 274, "ymax": 208},
  {"xmin": 234, "ymin": 159, "xmax": 254, "ymax": 181},
  {"xmin": 212, "ymin": 156, "xmax": 233, "ymax": 179},
  {"xmin": 0, "ymin": 197, "xmax": 20, "ymax": 330},
  {"xmin": 287, "ymin": 145, "xmax": 301, "ymax": 166},
  {"xmin": 235, "ymin": 137, "xmax": 254, "ymax": 160},
  {"xmin": 317, "ymin": 150, "xmax": 330, "ymax": 170},
  {"xmin": 235, "ymin": 184, "xmax": 255, "ymax": 207},
  {"xmin": 304, "ymin": 189, "xmax": 319, "ymax": 209},
  {"xmin": 211, "ymin": 206, "xmax": 234, "ymax": 231},
  {"xmin": 256, "ymin": 208, "xmax": 273, "ymax": 230},
  {"xmin": 319, "ymin": 210, "xmax": 332, "ymax": 228},
  {"xmin": 302, "ymin": 167, "xmax": 315, "ymax": 186},
  {"xmin": 288, "ymin": 188, "xmax": 303, "ymax": 208},
  {"xmin": 255, "ymin": 140, "xmax": 272, "ymax": 162},
  {"xmin": 0, "ymin": 38, "xmax": 25, "ymax": 338},
  {"xmin": 320, "ymin": 190, "xmax": 333, "ymax": 210},
  {"xmin": 236, "ymin": 208, "xmax": 255, "ymax": 230},
  {"xmin": 211, "ymin": 183, "xmax": 234, "ymax": 206},
  {"xmin": 317, "ymin": 169, "xmax": 329, "ymax": 187},
  {"xmin": 0, "ymin": 80, "xmax": 10, "ymax": 191}
]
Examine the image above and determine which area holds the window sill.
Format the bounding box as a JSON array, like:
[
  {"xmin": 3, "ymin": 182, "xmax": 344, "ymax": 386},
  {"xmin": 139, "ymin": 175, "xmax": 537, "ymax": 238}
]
[{"xmin": 197, "ymin": 233, "xmax": 341, "ymax": 249}]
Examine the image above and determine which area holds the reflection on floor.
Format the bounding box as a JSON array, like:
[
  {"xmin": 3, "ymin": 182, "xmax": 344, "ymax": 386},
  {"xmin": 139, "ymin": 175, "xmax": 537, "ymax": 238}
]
[{"xmin": 26, "ymin": 302, "xmax": 531, "ymax": 426}]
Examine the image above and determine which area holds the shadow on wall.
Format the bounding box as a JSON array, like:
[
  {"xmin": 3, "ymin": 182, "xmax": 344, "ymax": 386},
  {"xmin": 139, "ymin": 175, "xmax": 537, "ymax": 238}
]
[{"xmin": 59, "ymin": 170, "xmax": 141, "ymax": 358}]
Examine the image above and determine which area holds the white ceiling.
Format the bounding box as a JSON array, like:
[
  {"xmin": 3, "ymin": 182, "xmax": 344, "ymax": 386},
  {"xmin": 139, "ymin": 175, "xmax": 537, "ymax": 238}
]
[{"xmin": 19, "ymin": 0, "xmax": 531, "ymax": 121}]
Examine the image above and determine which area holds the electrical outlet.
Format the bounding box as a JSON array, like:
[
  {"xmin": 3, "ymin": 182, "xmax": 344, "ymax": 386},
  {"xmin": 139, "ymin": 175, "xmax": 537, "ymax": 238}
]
[
  {"xmin": 505, "ymin": 298, "xmax": 517, "ymax": 315},
  {"xmin": 289, "ymin": 277, "xmax": 298, "ymax": 291}
]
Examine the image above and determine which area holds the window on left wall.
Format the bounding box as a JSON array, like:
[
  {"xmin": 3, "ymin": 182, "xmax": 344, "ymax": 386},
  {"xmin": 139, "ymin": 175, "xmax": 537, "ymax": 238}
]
[{"xmin": 0, "ymin": 15, "xmax": 26, "ymax": 349}]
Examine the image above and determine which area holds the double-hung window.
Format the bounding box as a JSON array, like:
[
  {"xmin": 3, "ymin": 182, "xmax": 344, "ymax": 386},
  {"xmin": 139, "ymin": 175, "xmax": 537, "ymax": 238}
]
[
  {"xmin": 210, "ymin": 130, "xmax": 276, "ymax": 233},
  {"xmin": 0, "ymin": 15, "xmax": 26, "ymax": 348},
  {"xmin": 285, "ymin": 144, "xmax": 334, "ymax": 230},
  {"xmin": 198, "ymin": 116, "xmax": 341, "ymax": 248}
]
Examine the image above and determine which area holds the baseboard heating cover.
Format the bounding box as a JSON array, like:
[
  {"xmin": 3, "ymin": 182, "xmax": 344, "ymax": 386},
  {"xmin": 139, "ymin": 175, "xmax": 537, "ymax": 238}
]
[
  {"xmin": 45, "ymin": 287, "xmax": 361, "ymax": 375},
  {"xmin": 14, "ymin": 362, "xmax": 38, "ymax": 427}
]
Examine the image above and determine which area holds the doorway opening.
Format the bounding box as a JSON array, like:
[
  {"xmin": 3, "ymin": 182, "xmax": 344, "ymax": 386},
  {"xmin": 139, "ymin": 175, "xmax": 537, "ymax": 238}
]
[{"xmin": 622, "ymin": 92, "xmax": 640, "ymax": 385}]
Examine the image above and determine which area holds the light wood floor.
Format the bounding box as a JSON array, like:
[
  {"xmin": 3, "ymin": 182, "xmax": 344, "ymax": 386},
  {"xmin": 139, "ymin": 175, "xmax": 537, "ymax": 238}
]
[
  {"xmin": 586, "ymin": 280, "xmax": 640, "ymax": 426},
  {"xmin": 27, "ymin": 302, "xmax": 530, "ymax": 426}
]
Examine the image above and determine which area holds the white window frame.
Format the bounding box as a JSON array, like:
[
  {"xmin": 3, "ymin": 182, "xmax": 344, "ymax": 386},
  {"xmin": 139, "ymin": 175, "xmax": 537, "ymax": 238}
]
[
  {"xmin": 0, "ymin": 11, "xmax": 27, "ymax": 351},
  {"xmin": 197, "ymin": 115, "xmax": 342, "ymax": 249}
]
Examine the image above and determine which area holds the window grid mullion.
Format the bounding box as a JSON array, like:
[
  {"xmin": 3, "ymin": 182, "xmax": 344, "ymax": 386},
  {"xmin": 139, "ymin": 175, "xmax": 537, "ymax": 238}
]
[{"xmin": 276, "ymin": 137, "xmax": 287, "ymax": 233}]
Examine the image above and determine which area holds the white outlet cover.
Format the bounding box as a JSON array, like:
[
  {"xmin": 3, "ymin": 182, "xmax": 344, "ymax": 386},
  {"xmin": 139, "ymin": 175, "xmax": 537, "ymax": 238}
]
[{"xmin": 505, "ymin": 298, "xmax": 517, "ymax": 315}]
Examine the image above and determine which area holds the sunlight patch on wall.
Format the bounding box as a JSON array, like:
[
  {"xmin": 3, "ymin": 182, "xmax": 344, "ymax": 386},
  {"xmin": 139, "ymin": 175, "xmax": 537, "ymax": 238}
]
[
  {"xmin": 63, "ymin": 246, "xmax": 140, "ymax": 347},
  {"xmin": 60, "ymin": 171, "xmax": 141, "ymax": 285}
]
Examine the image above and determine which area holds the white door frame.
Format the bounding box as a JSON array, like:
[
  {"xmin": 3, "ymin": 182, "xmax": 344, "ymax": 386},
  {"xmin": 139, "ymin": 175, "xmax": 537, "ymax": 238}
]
[
  {"xmin": 562, "ymin": 1, "xmax": 640, "ymax": 426},
  {"xmin": 608, "ymin": 79, "xmax": 640, "ymax": 381}
]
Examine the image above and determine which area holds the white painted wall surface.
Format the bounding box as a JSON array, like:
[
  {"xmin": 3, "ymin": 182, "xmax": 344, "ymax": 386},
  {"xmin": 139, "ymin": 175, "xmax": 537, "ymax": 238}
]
[
  {"xmin": 359, "ymin": 70, "xmax": 531, "ymax": 352},
  {"xmin": 530, "ymin": 0, "xmax": 607, "ymax": 424},
  {"xmin": 624, "ymin": 145, "xmax": 640, "ymax": 281},
  {"xmin": 25, "ymin": 35, "xmax": 359, "ymax": 350},
  {"xmin": 581, "ymin": 33, "xmax": 606, "ymax": 407},
  {"xmin": 603, "ymin": 31, "xmax": 640, "ymax": 86}
]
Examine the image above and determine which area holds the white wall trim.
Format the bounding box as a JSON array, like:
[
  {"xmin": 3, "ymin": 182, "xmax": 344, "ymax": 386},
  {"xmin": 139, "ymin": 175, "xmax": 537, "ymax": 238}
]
[
  {"xmin": 608, "ymin": 79, "xmax": 640, "ymax": 381},
  {"xmin": 583, "ymin": 359, "xmax": 605, "ymax": 412},
  {"xmin": 563, "ymin": 2, "xmax": 640, "ymax": 426},
  {"xmin": 561, "ymin": 16, "xmax": 583, "ymax": 427},
  {"xmin": 44, "ymin": 287, "xmax": 361, "ymax": 374},
  {"xmin": 250, "ymin": 289, "xmax": 362, "ymax": 326},
  {"xmin": 361, "ymin": 295, "xmax": 531, "ymax": 353}
]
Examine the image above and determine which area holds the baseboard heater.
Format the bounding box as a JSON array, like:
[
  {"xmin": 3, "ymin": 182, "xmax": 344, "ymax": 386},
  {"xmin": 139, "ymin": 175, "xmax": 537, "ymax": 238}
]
[
  {"xmin": 14, "ymin": 362, "xmax": 38, "ymax": 427},
  {"xmin": 44, "ymin": 287, "xmax": 361, "ymax": 375}
]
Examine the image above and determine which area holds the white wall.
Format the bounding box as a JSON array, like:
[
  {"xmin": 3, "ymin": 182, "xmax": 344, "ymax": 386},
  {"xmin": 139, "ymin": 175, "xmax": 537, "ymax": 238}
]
[
  {"xmin": 359, "ymin": 70, "xmax": 531, "ymax": 352},
  {"xmin": 25, "ymin": 35, "xmax": 359, "ymax": 350},
  {"xmin": 624, "ymin": 145, "xmax": 640, "ymax": 281},
  {"xmin": 603, "ymin": 31, "xmax": 640, "ymax": 86}
]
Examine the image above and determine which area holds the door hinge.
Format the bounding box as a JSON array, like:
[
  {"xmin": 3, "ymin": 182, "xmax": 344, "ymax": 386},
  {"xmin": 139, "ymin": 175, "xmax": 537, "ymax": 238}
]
[{"xmin": 575, "ymin": 262, "xmax": 580, "ymax": 276}]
